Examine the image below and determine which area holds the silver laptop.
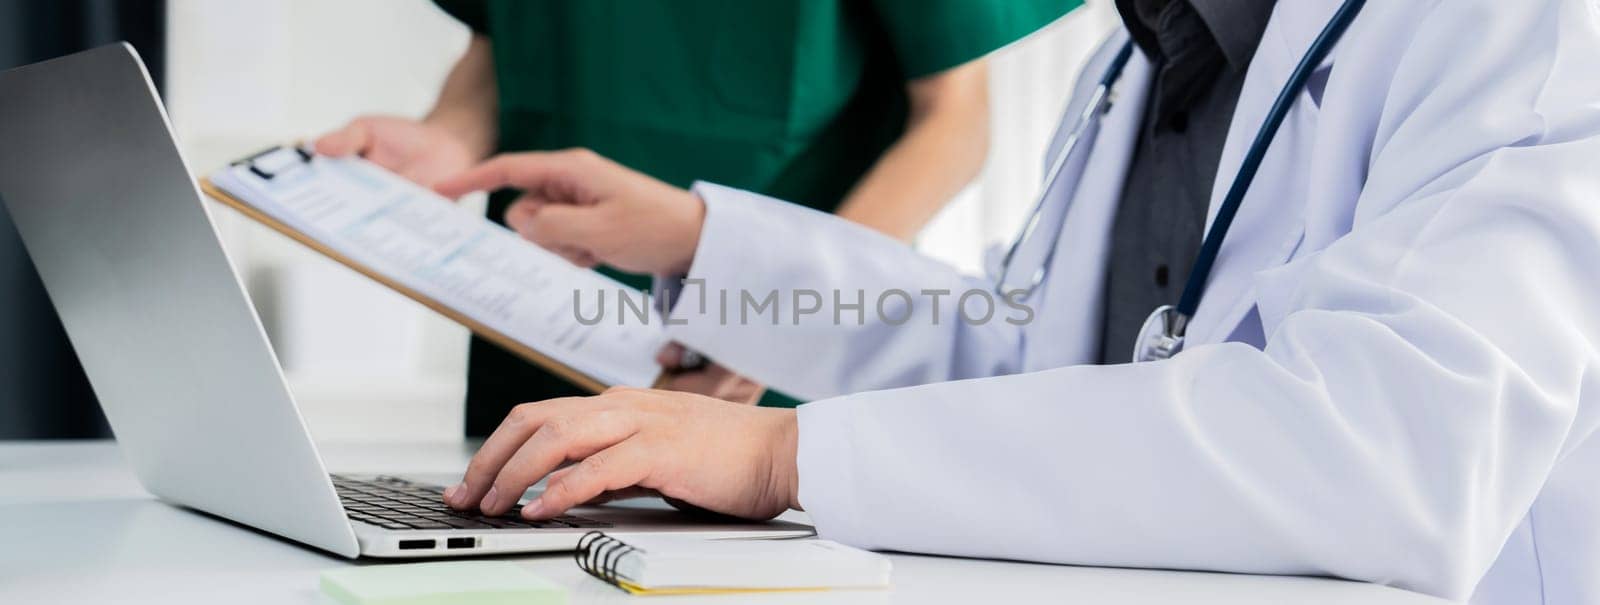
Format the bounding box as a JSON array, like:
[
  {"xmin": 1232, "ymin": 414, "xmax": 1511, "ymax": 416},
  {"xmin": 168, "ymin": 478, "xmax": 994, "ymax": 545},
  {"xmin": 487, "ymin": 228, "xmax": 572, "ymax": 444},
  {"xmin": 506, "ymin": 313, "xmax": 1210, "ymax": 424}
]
[{"xmin": 0, "ymin": 44, "xmax": 811, "ymax": 558}]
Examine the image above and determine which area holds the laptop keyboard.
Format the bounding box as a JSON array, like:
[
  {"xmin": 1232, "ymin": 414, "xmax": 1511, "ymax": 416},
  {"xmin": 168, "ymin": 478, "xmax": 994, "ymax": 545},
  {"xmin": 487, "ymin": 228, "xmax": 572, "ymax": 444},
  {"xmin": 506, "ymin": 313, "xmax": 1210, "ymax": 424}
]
[{"xmin": 331, "ymin": 475, "xmax": 612, "ymax": 531}]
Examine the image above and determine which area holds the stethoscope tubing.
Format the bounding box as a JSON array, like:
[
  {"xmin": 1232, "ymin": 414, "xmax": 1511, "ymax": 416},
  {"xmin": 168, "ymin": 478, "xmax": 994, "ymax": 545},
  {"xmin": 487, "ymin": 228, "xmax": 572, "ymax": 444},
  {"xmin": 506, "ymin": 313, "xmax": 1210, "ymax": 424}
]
[
  {"xmin": 996, "ymin": 0, "xmax": 1367, "ymax": 356},
  {"xmin": 995, "ymin": 41, "xmax": 1135, "ymax": 300},
  {"xmin": 1173, "ymin": 0, "xmax": 1367, "ymax": 320}
]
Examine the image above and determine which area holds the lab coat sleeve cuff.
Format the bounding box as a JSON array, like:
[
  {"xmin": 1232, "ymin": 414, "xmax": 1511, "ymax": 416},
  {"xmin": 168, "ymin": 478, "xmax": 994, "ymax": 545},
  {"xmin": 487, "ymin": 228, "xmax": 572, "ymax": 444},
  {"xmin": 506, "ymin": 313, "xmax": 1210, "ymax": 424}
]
[
  {"xmin": 661, "ymin": 182, "xmax": 790, "ymax": 360},
  {"xmin": 794, "ymin": 396, "xmax": 868, "ymax": 541},
  {"xmin": 650, "ymin": 273, "xmax": 683, "ymax": 315}
]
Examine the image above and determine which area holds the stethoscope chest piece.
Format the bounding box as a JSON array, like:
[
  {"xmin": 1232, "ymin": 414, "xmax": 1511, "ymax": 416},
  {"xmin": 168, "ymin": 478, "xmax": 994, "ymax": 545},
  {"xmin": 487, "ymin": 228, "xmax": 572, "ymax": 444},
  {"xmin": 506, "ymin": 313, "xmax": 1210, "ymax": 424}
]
[{"xmin": 1132, "ymin": 305, "xmax": 1186, "ymax": 363}]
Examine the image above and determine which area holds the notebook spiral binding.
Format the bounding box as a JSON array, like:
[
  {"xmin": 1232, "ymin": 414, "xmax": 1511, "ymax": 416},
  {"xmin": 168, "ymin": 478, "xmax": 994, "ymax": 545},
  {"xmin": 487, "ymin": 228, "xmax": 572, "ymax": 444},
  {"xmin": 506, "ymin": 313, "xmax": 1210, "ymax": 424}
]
[{"xmin": 575, "ymin": 531, "xmax": 638, "ymax": 590}]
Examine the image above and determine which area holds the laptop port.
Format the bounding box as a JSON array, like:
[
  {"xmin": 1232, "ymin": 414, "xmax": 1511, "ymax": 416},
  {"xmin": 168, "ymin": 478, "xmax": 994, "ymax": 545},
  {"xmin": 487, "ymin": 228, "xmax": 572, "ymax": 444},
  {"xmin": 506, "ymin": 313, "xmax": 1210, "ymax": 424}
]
[
  {"xmin": 398, "ymin": 539, "xmax": 436, "ymax": 550},
  {"xmin": 447, "ymin": 537, "xmax": 475, "ymax": 549}
]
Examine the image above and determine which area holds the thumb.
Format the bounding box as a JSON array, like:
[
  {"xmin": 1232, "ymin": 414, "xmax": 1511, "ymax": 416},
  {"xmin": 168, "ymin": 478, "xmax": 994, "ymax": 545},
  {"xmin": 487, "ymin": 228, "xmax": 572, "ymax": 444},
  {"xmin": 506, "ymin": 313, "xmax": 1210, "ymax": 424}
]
[
  {"xmin": 314, "ymin": 120, "xmax": 372, "ymax": 157},
  {"xmin": 434, "ymin": 150, "xmax": 593, "ymax": 199},
  {"xmin": 507, "ymin": 201, "xmax": 611, "ymax": 256}
]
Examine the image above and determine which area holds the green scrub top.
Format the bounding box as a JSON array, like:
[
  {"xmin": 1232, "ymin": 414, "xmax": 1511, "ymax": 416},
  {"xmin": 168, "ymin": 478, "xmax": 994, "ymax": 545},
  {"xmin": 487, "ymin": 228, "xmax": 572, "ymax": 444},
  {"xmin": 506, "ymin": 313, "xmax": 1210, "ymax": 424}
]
[{"xmin": 436, "ymin": 0, "xmax": 1079, "ymax": 434}]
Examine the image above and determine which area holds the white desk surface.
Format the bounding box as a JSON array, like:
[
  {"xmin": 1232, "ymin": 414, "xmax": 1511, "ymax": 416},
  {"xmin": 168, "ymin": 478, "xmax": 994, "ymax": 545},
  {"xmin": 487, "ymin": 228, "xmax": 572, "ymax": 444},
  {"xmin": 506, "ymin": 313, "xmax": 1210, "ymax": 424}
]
[{"xmin": 0, "ymin": 440, "xmax": 1445, "ymax": 605}]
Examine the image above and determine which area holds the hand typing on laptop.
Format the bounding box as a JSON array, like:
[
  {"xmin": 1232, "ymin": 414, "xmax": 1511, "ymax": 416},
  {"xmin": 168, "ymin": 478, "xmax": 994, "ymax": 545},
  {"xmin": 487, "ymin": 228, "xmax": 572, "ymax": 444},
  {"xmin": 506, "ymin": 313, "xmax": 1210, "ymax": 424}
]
[{"xmin": 443, "ymin": 388, "xmax": 800, "ymax": 520}]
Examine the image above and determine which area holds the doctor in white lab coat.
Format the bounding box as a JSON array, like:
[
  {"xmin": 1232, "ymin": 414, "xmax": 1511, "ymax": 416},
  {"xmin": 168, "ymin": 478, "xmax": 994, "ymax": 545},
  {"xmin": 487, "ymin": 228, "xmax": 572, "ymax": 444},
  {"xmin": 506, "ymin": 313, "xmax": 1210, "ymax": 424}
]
[{"xmin": 432, "ymin": 0, "xmax": 1600, "ymax": 602}]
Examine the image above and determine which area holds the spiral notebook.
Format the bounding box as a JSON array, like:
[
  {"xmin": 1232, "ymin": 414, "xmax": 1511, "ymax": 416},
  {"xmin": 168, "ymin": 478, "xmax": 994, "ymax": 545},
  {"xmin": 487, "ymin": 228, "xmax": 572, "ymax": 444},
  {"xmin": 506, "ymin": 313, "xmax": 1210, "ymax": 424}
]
[
  {"xmin": 200, "ymin": 145, "xmax": 667, "ymax": 392},
  {"xmin": 575, "ymin": 532, "xmax": 891, "ymax": 595}
]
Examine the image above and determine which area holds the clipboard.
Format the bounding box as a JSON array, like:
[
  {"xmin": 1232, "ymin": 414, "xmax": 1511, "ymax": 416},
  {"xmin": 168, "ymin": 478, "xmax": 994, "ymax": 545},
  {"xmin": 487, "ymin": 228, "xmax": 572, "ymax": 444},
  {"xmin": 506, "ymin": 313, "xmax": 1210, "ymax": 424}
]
[{"xmin": 199, "ymin": 146, "xmax": 665, "ymax": 394}]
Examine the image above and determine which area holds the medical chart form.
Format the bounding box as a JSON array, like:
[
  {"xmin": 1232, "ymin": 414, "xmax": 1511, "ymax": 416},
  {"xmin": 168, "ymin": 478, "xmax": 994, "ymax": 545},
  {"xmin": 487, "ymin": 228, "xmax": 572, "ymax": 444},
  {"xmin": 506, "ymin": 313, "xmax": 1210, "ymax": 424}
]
[{"xmin": 205, "ymin": 149, "xmax": 665, "ymax": 388}]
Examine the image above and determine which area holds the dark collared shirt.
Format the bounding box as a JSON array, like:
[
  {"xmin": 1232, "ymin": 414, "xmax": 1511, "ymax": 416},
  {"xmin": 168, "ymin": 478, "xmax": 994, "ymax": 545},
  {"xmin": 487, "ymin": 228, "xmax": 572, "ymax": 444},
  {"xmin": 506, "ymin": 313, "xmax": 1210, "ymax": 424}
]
[{"xmin": 1096, "ymin": 0, "xmax": 1277, "ymax": 364}]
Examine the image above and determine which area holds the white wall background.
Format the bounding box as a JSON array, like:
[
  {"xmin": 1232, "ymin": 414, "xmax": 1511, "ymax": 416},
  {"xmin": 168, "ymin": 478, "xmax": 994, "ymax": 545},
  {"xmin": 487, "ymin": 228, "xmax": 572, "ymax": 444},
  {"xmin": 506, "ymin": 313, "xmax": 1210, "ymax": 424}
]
[{"xmin": 165, "ymin": 0, "xmax": 1116, "ymax": 442}]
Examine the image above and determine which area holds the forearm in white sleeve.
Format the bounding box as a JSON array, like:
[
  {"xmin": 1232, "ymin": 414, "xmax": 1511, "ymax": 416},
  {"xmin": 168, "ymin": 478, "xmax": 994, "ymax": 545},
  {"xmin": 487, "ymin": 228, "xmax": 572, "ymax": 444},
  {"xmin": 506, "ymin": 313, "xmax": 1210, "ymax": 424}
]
[{"xmin": 663, "ymin": 183, "xmax": 1027, "ymax": 401}]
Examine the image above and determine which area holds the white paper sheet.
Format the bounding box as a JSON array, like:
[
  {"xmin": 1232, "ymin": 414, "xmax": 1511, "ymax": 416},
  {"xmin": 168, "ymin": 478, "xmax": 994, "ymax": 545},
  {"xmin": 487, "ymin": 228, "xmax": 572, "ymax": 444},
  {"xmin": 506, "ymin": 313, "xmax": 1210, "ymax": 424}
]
[{"xmin": 207, "ymin": 147, "xmax": 665, "ymax": 388}]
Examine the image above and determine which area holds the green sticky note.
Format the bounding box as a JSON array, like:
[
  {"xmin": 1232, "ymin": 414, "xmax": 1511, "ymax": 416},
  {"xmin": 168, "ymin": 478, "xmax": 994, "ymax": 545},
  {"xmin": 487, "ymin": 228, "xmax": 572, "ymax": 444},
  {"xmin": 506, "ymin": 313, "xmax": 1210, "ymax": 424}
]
[{"xmin": 321, "ymin": 561, "xmax": 567, "ymax": 605}]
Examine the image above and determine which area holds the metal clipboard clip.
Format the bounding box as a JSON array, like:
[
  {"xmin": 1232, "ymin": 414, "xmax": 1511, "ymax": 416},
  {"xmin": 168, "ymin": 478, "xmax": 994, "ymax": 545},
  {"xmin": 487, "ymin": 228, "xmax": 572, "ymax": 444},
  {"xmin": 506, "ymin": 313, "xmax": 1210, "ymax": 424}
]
[{"xmin": 233, "ymin": 145, "xmax": 313, "ymax": 181}]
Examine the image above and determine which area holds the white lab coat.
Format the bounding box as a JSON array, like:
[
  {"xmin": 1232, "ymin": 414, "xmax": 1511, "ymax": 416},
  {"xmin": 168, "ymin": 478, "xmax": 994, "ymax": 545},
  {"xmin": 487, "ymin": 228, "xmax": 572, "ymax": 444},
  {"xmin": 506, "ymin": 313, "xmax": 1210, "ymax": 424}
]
[{"xmin": 662, "ymin": 0, "xmax": 1600, "ymax": 602}]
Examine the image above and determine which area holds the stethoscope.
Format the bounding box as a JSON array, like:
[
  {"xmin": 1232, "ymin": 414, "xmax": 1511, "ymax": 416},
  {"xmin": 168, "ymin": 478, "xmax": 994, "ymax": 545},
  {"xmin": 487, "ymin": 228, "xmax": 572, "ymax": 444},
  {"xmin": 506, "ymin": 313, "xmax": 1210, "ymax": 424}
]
[{"xmin": 995, "ymin": 0, "xmax": 1367, "ymax": 363}]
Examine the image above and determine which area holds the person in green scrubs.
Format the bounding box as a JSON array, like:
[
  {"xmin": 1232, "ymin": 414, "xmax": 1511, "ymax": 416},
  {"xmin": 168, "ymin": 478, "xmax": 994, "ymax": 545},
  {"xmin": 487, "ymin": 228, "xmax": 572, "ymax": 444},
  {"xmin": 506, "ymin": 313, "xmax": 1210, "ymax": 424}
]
[{"xmin": 317, "ymin": 0, "xmax": 1079, "ymax": 436}]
